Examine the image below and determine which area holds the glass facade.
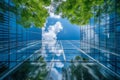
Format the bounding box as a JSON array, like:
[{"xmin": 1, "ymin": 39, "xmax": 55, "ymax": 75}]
[
  {"xmin": 0, "ymin": 0, "xmax": 42, "ymax": 79},
  {"xmin": 79, "ymin": 0, "xmax": 120, "ymax": 76},
  {"xmin": 3, "ymin": 40, "xmax": 120, "ymax": 80},
  {"xmin": 0, "ymin": 0, "xmax": 120, "ymax": 80}
]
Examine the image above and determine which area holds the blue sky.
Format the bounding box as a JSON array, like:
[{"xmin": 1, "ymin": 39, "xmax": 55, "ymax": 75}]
[{"xmin": 46, "ymin": 17, "xmax": 80, "ymax": 40}]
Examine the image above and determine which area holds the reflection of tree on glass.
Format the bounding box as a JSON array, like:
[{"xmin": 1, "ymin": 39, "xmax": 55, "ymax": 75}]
[
  {"xmin": 62, "ymin": 56, "xmax": 115, "ymax": 80},
  {"xmin": 11, "ymin": 56, "xmax": 48, "ymax": 80}
]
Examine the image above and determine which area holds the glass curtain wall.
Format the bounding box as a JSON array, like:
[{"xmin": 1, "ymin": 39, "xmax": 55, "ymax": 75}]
[
  {"xmin": 80, "ymin": 0, "xmax": 120, "ymax": 75},
  {"xmin": 0, "ymin": 0, "xmax": 120, "ymax": 80},
  {"xmin": 0, "ymin": 0, "xmax": 42, "ymax": 79}
]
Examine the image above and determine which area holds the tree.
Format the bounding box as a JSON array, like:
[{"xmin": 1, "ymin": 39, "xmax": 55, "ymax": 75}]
[
  {"xmin": 12, "ymin": 0, "xmax": 119, "ymax": 28},
  {"xmin": 12, "ymin": 0, "xmax": 51, "ymax": 28},
  {"xmin": 55, "ymin": 0, "xmax": 104, "ymax": 25}
]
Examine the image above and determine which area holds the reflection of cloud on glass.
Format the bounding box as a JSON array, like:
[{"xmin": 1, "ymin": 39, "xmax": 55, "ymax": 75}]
[
  {"xmin": 54, "ymin": 59, "xmax": 64, "ymax": 68},
  {"xmin": 42, "ymin": 21, "xmax": 66, "ymax": 61},
  {"xmin": 47, "ymin": 59, "xmax": 64, "ymax": 68},
  {"xmin": 81, "ymin": 25, "xmax": 98, "ymax": 42},
  {"xmin": 80, "ymin": 25, "xmax": 99, "ymax": 53},
  {"xmin": 49, "ymin": 68, "xmax": 62, "ymax": 80},
  {"xmin": 42, "ymin": 21, "xmax": 64, "ymax": 57},
  {"xmin": 42, "ymin": 21, "xmax": 65, "ymax": 80}
]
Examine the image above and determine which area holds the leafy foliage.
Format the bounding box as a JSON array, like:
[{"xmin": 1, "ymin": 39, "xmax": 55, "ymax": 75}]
[
  {"xmin": 12, "ymin": 0, "xmax": 119, "ymax": 28},
  {"xmin": 12, "ymin": 0, "xmax": 51, "ymax": 28},
  {"xmin": 56, "ymin": 0, "xmax": 104, "ymax": 25}
]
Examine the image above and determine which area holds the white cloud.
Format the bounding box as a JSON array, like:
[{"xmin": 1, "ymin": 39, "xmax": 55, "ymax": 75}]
[
  {"xmin": 42, "ymin": 21, "xmax": 65, "ymax": 63},
  {"xmin": 50, "ymin": 12, "xmax": 61, "ymax": 19},
  {"xmin": 62, "ymin": 0, "xmax": 66, "ymax": 1},
  {"xmin": 42, "ymin": 22, "xmax": 64, "ymax": 57},
  {"xmin": 42, "ymin": 20, "xmax": 65, "ymax": 80},
  {"xmin": 44, "ymin": 0, "xmax": 63, "ymax": 19},
  {"xmin": 42, "ymin": 22, "xmax": 63, "ymax": 41}
]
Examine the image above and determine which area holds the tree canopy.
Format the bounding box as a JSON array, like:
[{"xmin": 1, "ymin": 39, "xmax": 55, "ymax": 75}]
[
  {"xmin": 55, "ymin": 0, "xmax": 104, "ymax": 25},
  {"xmin": 12, "ymin": 0, "xmax": 51, "ymax": 28},
  {"xmin": 12, "ymin": 0, "xmax": 118, "ymax": 28}
]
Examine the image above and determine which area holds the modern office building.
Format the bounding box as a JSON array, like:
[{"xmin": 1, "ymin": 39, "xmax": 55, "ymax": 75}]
[
  {"xmin": 0, "ymin": 0, "xmax": 120, "ymax": 80},
  {"xmin": 79, "ymin": 0, "xmax": 120, "ymax": 76},
  {"xmin": 0, "ymin": 0, "xmax": 42, "ymax": 79}
]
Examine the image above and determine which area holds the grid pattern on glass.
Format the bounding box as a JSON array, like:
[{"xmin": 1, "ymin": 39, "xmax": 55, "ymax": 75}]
[
  {"xmin": 0, "ymin": 0, "xmax": 120, "ymax": 80},
  {"xmin": 79, "ymin": 0, "xmax": 120, "ymax": 76},
  {"xmin": 41, "ymin": 40, "xmax": 120, "ymax": 79},
  {"xmin": 0, "ymin": 0, "xmax": 42, "ymax": 79}
]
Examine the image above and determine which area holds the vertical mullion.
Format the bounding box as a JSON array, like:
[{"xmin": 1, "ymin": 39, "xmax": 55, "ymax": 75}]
[
  {"xmin": 98, "ymin": 5, "xmax": 101, "ymax": 62},
  {"xmin": 105, "ymin": 0, "xmax": 108, "ymax": 66},
  {"xmin": 8, "ymin": 0, "xmax": 10, "ymax": 69},
  {"xmin": 94, "ymin": 6, "xmax": 96, "ymax": 62},
  {"xmin": 114, "ymin": 0, "xmax": 117, "ymax": 74},
  {"xmin": 16, "ymin": 8, "xmax": 18, "ymax": 64}
]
